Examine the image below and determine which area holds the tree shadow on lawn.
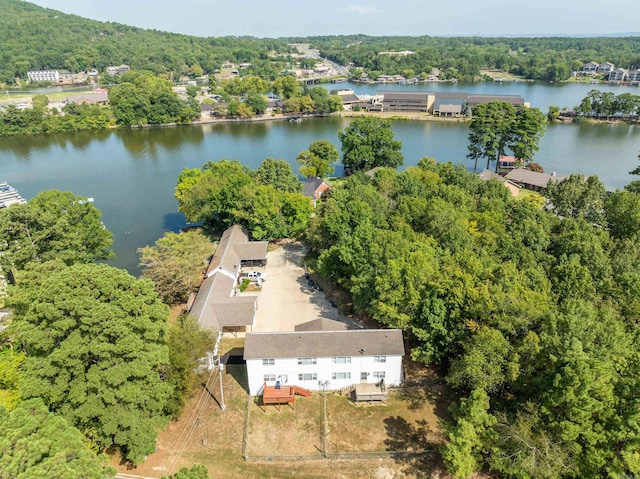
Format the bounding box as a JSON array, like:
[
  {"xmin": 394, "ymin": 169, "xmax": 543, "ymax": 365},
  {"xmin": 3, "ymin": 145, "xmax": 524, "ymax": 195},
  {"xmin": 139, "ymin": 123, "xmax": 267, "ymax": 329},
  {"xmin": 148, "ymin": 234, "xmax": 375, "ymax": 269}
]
[
  {"xmin": 384, "ymin": 416, "xmax": 443, "ymax": 478},
  {"xmin": 397, "ymin": 382, "xmax": 452, "ymax": 421}
]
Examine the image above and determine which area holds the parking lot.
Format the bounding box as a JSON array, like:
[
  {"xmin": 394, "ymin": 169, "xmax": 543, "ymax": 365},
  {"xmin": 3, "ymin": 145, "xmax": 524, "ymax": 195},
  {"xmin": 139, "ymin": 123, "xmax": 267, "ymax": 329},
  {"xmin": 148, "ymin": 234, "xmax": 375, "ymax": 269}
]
[{"xmin": 246, "ymin": 242, "xmax": 359, "ymax": 332}]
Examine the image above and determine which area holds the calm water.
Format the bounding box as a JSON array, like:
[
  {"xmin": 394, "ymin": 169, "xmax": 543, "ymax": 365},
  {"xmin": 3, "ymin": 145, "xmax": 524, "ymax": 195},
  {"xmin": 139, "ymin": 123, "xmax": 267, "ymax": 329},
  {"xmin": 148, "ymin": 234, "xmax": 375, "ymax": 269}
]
[{"xmin": 1, "ymin": 82, "xmax": 639, "ymax": 274}]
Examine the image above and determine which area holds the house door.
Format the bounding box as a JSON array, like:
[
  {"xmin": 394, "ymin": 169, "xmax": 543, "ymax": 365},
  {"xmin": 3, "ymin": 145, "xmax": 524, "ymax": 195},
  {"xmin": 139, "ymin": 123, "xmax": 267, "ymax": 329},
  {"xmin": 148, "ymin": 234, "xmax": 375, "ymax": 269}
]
[
  {"xmin": 360, "ymin": 372, "xmax": 368, "ymax": 383},
  {"xmin": 279, "ymin": 374, "xmax": 288, "ymax": 384}
]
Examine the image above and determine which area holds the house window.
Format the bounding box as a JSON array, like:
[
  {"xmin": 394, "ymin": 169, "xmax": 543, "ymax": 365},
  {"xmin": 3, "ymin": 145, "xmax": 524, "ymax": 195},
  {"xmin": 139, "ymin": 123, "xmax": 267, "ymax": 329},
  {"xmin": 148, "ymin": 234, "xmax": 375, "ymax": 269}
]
[
  {"xmin": 332, "ymin": 372, "xmax": 351, "ymax": 380},
  {"xmin": 374, "ymin": 356, "xmax": 386, "ymax": 363},
  {"xmin": 298, "ymin": 373, "xmax": 317, "ymax": 381},
  {"xmin": 332, "ymin": 357, "xmax": 351, "ymax": 364},
  {"xmin": 297, "ymin": 357, "xmax": 317, "ymax": 365},
  {"xmin": 263, "ymin": 374, "xmax": 276, "ymax": 382},
  {"xmin": 262, "ymin": 358, "xmax": 275, "ymax": 366},
  {"xmin": 361, "ymin": 372, "xmax": 368, "ymax": 381},
  {"xmin": 373, "ymin": 371, "xmax": 386, "ymax": 379}
]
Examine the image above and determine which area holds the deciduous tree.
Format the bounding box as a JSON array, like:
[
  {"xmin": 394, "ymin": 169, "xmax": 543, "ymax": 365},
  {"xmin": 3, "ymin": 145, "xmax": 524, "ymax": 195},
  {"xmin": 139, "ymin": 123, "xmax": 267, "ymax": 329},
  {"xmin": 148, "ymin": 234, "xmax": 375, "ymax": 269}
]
[
  {"xmin": 338, "ymin": 117, "xmax": 403, "ymax": 171},
  {"xmin": 297, "ymin": 139, "xmax": 339, "ymax": 178},
  {"xmin": 545, "ymin": 174, "xmax": 607, "ymax": 225},
  {"xmin": 255, "ymin": 157, "xmax": 301, "ymax": 193},
  {"xmin": 139, "ymin": 229, "xmax": 215, "ymax": 304}
]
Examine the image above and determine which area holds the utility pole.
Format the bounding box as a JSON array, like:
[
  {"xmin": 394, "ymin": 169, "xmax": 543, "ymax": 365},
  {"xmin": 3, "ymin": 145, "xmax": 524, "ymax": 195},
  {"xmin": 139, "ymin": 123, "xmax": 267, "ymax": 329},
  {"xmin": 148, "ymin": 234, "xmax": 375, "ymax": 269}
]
[{"xmin": 218, "ymin": 355, "xmax": 226, "ymax": 411}]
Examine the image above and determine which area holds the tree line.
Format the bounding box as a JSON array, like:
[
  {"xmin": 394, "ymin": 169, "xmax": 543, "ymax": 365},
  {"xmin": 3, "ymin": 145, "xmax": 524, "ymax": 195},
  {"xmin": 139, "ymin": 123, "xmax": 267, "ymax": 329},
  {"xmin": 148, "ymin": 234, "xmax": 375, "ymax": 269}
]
[
  {"xmin": 314, "ymin": 35, "xmax": 640, "ymax": 82},
  {"xmin": 576, "ymin": 89, "xmax": 640, "ymax": 119},
  {"xmin": 0, "ymin": 99, "xmax": 113, "ymax": 136},
  {"xmin": 0, "ymin": 71, "xmax": 344, "ymax": 136},
  {"xmin": 4, "ymin": 0, "xmax": 640, "ymax": 88},
  {"xmin": 0, "ymin": 0, "xmax": 293, "ymax": 85}
]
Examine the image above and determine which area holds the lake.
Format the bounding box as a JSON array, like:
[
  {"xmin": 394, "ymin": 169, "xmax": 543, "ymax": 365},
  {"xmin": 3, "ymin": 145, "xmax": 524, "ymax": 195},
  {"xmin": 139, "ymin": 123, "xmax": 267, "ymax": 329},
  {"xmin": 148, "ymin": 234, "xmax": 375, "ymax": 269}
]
[{"xmin": 1, "ymin": 81, "xmax": 639, "ymax": 274}]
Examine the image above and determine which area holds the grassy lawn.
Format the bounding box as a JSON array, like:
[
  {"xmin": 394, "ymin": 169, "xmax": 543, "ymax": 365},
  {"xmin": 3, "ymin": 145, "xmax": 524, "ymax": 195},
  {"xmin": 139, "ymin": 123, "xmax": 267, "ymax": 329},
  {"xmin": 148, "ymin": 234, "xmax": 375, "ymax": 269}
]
[
  {"xmin": 248, "ymin": 394, "xmax": 323, "ymax": 456},
  {"xmin": 117, "ymin": 346, "xmax": 452, "ymax": 479},
  {"xmin": 326, "ymin": 389, "xmax": 444, "ymax": 454},
  {"xmin": 0, "ymin": 88, "xmax": 95, "ymax": 106},
  {"xmin": 479, "ymin": 69, "xmax": 528, "ymax": 82},
  {"xmin": 514, "ymin": 188, "xmax": 544, "ymax": 202}
]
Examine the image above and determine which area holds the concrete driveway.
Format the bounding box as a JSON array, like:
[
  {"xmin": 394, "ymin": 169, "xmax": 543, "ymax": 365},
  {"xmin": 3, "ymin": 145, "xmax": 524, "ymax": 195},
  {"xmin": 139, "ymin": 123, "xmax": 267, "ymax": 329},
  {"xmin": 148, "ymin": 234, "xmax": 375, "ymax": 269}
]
[{"xmin": 251, "ymin": 242, "xmax": 358, "ymax": 332}]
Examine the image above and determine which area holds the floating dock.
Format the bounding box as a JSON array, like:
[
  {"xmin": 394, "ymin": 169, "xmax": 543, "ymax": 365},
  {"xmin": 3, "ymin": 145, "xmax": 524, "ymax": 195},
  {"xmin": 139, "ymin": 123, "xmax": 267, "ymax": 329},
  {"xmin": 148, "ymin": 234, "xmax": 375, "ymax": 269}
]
[{"xmin": 0, "ymin": 181, "xmax": 26, "ymax": 208}]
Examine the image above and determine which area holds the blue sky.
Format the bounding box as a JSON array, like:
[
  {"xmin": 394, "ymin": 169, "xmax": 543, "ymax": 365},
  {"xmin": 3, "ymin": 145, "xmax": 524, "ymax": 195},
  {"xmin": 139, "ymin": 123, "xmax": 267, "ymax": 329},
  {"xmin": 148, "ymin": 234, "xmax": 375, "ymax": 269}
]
[{"xmin": 30, "ymin": 0, "xmax": 640, "ymax": 37}]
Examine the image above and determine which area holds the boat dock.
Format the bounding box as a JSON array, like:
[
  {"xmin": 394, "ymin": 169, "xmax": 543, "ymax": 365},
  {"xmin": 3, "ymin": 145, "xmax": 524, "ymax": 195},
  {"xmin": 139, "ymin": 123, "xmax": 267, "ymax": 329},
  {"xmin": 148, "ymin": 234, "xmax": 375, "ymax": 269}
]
[{"xmin": 0, "ymin": 181, "xmax": 26, "ymax": 208}]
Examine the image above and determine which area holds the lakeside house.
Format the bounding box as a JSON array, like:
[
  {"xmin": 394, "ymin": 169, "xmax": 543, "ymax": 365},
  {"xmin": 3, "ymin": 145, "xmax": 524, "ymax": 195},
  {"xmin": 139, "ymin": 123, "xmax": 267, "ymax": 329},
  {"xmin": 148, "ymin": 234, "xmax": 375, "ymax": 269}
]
[
  {"xmin": 106, "ymin": 64, "xmax": 130, "ymax": 75},
  {"xmin": 628, "ymin": 69, "xmax": 640, "ymax": 85},
  {"xmin": 64, "ymin": 92, "xmax": 109, "ymax": 106},
  {"xmin": 466, "ymin": 94, "xmax": 525, "ymax": 110},
  {"xmin": 244, "ymin": 327, "xmax": 405, "ymax": 396},
  {"xmin": 302, "ymin": 178, "xmax": 332, "ymax": 208},
  {"xmin": 597, "ymin": 62, "xmax": 615, "ymax": 74},
  {"xmin": 188, "ymin": 225, "xmax": 268, "ymax": 335},
  {"xmin": 608, "ymin": 68, "xmax": 628, "ymax": 84},
  {"xmin": 478, "ymin": 169, "xmax": 521, "ymax": 196},
  {"xmin": 504, "ymin": 168, "xmax": 565, "ymax": 192}
]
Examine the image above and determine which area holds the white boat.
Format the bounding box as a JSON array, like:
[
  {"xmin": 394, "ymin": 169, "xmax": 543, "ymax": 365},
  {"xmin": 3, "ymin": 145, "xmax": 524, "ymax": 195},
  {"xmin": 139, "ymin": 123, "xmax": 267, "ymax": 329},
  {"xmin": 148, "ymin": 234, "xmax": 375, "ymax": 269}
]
[{"xmin": 0, "ymin": 181, "xmax": 26, "ymax": 208}]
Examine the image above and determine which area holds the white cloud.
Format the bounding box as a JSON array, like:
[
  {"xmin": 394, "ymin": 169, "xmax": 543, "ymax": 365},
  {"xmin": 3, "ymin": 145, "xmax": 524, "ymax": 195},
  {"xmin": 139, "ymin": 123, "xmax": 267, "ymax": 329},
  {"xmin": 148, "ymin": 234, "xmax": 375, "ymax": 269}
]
[{"xmin": 342, "ymin": 4, "xmax": 382, "ymax": 14}]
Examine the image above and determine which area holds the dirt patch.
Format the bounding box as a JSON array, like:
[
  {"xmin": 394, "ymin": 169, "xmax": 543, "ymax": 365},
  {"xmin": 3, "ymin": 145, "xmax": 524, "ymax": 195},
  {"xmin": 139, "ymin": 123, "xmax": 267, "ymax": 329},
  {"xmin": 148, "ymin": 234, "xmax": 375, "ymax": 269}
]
[{"xmin": 248, "ymin": 395, "xmax": 323, "ymax": 456}]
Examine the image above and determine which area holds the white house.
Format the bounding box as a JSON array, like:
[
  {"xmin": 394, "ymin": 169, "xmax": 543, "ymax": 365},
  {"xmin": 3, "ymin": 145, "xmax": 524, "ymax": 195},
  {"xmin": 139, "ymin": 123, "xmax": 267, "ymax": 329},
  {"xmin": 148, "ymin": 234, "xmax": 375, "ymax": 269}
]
[
  {"xmin": 243, "ymin": 328, "xmax": 404, "ymax": 396},
  {"xmin": 628, "ymin": 69, "xmax": 640, "ymax": 84},
  {"xmin": 188, "ymin": 225, "xmax": 268, "ymax": 335},
  {"xmin": 27, "ymin": 70, "xmax": 59, "ymax": 83},
  {"xmin": 608, "ymin": 68, "xmax": 628, "ymax": 83},
  {"xmin": 597, "ymin": 62, "xmax": 615, "ymax": 73},
  {"xmin": 583, "ymin": 61, "xmax": 599, "ymax": 73},
  {"xmin": 106, "ymin": 64, "xmax": 130, "ymax": 76}
]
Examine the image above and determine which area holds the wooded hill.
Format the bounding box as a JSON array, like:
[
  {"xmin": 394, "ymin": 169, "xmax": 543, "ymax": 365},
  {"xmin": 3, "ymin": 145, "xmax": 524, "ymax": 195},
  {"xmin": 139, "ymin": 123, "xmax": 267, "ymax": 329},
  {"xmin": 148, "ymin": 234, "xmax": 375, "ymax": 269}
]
[
  {"xmin": 314, "ymin": 34, "xmax": 640, "ymax": 81},
  {"xmin": 0, "ymin": 0, "xmax": 292, "ymax": 83},
  {"xmin": 3, "ymin": 0, "xmax": 640, "ymax": 86}
]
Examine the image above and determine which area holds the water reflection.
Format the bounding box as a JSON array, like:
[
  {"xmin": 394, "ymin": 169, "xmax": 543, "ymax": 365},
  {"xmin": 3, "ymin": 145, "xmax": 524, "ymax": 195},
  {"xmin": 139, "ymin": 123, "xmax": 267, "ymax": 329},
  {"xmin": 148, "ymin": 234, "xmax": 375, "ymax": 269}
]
[
  {"xmin": 0, "ymin": 128, "xmax": 111, "ymax": 158},
  {"xmin": 115, "ymin": 125, "xmax": 204, "ymax": 158}
]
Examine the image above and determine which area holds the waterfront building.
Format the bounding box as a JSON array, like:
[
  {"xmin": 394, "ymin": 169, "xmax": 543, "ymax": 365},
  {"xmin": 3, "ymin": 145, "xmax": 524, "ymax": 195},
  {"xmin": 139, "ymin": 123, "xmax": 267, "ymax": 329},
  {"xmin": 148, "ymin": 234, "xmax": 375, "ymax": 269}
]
[{"xmin": 27, "ymin": 70, "xmax": 60, "ymax": 83}]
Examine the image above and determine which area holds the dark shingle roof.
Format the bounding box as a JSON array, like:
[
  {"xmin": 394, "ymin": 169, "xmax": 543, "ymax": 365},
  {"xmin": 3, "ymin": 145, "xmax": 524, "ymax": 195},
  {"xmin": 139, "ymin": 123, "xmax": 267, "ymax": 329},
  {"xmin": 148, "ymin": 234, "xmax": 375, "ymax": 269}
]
[
  {"xmin": 380, "ymin": 91, "xmax": 429, "ymax": 101},
  {"xmin": 189, "ymin": 225, "xmax": 266, "ymax": 332},
  {"xmin": 505, "ymin": 168, "xmax": 565, "ymax": 188},
  {"xmin": 244, "ymin": 329, "xmax": 404, "ymax": 359},
  {"xmin": 302, "ymin": 178, "xmax": 326, "ymax": 198},
  {"xmin": 294, "ymin": 318, "xmax": 348, "ymax": 332}
]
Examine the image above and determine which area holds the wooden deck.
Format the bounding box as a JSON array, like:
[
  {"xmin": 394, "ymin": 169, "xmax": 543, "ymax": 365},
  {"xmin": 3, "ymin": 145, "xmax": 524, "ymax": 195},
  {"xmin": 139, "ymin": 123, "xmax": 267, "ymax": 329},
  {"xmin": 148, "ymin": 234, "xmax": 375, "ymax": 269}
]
[
  {"xmin": 354, "ymin": 383, "xmax": 388, "ymax": 402},
  {"xmin": 261, "ymin": 383, "xmax": 312, "ymax": 411}
]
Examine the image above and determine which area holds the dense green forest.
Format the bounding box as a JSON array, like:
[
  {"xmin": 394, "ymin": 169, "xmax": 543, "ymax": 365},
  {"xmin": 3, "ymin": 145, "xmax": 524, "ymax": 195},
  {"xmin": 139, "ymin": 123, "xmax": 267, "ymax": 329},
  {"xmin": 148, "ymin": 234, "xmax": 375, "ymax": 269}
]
[
  {"xmin": 0, "ymin": 0, "xmax": 292, "ymax": 84},
  {"xmin": 312, "ymin": 35, "xmax": 640, "ymax": 81},
  {"xmin": 306, "ymin": 163, "xmax": 640, "ymax": 478},
  {"xmin": 3, "ymin": 0, "xmax": 640, "ymax": 86}
]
